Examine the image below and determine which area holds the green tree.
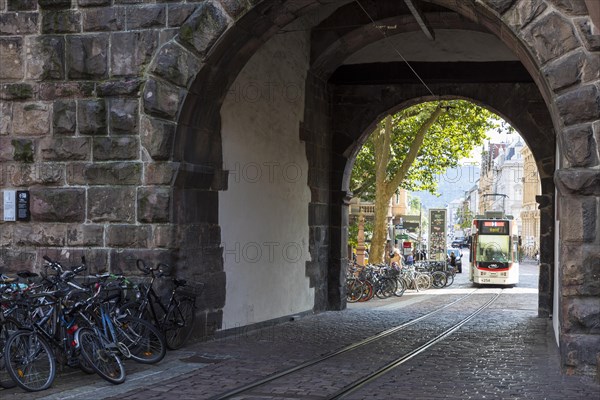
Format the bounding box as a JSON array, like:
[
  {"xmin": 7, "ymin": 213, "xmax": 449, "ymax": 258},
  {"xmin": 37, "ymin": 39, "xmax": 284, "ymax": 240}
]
[{"xmin": 351, "ymin": 100, "xmax": 496, "ymax": 263}]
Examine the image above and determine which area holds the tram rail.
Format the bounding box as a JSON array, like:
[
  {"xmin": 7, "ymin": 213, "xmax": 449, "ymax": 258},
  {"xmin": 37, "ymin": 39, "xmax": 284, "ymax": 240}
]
[{"xmin": 211, "ymin": 289, "xmax": 501, "ymax": 400}]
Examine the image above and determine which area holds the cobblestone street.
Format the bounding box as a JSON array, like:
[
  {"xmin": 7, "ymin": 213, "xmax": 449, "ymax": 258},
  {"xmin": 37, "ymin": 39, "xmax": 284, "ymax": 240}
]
[{"xmin": 1, "ymin": 260, "xmax": 598, "ymax": 399}]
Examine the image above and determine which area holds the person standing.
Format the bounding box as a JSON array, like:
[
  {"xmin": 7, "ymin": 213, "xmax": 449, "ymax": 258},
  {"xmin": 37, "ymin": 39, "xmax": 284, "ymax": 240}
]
[
  {"xmin": 449, "ymin": 251, "xmax": 457, "ymax": 272},
  {"xmin": 389, "ymin": 244, "xmax": 402, "ymax": 269}
]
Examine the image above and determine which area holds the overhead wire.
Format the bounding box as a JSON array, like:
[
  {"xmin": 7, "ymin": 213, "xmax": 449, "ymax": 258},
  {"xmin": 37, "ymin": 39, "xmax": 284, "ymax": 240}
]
[{"xmin": 354, "ymin": 0, "xmax": 437, "ymax": 97}]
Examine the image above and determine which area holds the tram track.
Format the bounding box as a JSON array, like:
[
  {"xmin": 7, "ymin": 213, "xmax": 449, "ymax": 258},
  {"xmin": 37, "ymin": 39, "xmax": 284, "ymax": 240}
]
[{"xmin": 211, "ymin": 288, "xmax": 501, "ymax": 400}]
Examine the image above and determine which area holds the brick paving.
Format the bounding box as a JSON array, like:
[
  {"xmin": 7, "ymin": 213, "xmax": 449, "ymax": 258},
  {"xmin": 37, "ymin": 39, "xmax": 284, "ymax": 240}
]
[{"xmin": 1, "ymin": 261, "xmax": 598, "ymax": 399}]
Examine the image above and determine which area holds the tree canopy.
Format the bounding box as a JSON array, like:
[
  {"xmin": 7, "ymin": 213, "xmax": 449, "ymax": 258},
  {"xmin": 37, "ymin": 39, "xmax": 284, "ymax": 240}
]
[{"xmin": 351, "ymin": 100, "xmax": 498, "ymax": 200}]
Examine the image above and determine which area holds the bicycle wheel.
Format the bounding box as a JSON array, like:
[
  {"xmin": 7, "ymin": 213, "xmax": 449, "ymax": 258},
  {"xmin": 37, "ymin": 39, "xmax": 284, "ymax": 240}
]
[
  {"xmin": 0, "ymin": 317, "xmax": 20, "ymax": 389},
  {"xmin": 5, "ymin": 330, "xmax": 56, "ymax": 392},
  {"xmin": 163, "ymin": 297, "xmax": 196, "ymax": 350},
  {"xmin": 444, "ymin": 272, "xmax": 454, "ymax": 287},
  {"xmin": 416, "ymin": 274, "xmax": 431, "ymax": 291},
  {"xmin": 431, "ymin": 271, "xmax": 447, "ymax": 288},
  {"xmin": 113, "ymin": 316, "xmax": 166, "ymax": 364},
  {"xmin": 393, "ymin": 277, "xmax": 406, "ymax": 297},
  {"xmin": 378, "ymin": 278, "xmax": 397, "ymax": 298},
  {"xmin": 77, "ymin": 328, "xmax": 126, "ymax": 384},
  {"xmin": 359, "ymin": 281, "xmax": 374, "ymax": 302},
  {"xmin": 346, "ymin": 278, "xmax": 363, "ymax": 303}
]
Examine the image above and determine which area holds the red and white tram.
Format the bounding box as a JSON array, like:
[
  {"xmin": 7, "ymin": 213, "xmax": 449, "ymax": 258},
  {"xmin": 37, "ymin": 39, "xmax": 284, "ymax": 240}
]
[{"xmin": 469, "ymin": 213, "xmax": 519, "ymax": 286}]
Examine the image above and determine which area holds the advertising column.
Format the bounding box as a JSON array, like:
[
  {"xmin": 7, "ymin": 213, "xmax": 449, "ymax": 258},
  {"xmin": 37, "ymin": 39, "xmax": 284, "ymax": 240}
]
[{"xmin": 429, "ymin": 209, "xmax": 447, "ymax": 262}]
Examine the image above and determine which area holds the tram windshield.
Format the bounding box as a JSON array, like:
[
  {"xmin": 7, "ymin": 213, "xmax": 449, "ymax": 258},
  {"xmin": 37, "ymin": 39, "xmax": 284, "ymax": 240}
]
[{"xmin": 477, "ymin": 235, "xmax": 510, "ymax": 262}]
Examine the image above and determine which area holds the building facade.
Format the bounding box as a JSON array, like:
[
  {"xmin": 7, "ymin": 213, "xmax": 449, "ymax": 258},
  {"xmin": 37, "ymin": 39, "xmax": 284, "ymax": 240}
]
[{"xmin": 521, "ymin": 145, "xmax": 542, "ymax": 258}]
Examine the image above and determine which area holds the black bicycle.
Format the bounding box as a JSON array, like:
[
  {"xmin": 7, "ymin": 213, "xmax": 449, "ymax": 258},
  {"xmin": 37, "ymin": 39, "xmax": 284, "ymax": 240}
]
[{"xmin": 122, "ymin": 260, "xmax": 203, "ymax": 350}]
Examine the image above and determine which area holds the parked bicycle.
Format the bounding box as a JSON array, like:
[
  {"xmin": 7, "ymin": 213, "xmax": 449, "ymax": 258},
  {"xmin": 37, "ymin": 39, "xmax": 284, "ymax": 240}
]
[{"xmin": 122, "ymin": 259, "xmax": 203, "ymax": 350}]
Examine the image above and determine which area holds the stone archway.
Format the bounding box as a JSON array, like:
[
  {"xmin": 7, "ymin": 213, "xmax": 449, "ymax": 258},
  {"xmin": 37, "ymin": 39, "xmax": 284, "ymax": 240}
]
[{"xmin": 135, "ymin": 0, "xmax": 597, "ymax": 375}]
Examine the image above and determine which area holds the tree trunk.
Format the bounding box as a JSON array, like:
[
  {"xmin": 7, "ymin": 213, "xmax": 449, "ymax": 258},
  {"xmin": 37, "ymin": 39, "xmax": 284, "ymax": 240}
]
[{"xmin": 369, "ymin": 106, "xmax": 446, "ymax": 264}]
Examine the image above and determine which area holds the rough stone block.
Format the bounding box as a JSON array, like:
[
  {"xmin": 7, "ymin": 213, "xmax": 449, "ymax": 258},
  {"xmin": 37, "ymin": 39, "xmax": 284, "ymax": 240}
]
[
  {"xmin": 140, "ymin": 115, "xmax": 176, "ymax": 160},
  {"xmin": 168, "ymin": 4, "xmax": 198, "ymax": 27},
  {"xmin": 111, "ymin": 30, "xmax": 159, "ymax": 77},
  {"xmin": 178, "ymin": 2, "xmax": 231, "ymax": 58},
  {"xmin": 485, "ymin": 0, "xmax": 517, "ymax": 15},
  {"xmin": 107, "ymin": 224, "xmax": 151, "ymax": 248},
  {"xmin": 26, "ymin": 36, "xmax": 65, "ymax": 80},
  {"xmin": 504, "ymin": 0, "xmax": 546, "ymax": 31},
  {"xmin": 109, "ymin": 98, "xmax": 138, "ymax": 134},
  {"xmin": 556, "ymin": 85, "xmax": 600, "ymax": 126},
  {"xmin": 97, "ymin": 78, "xmax": 144, "ymax": 97},
  {"xmin": 0, "ymin": 137, "xmax": 13, "ymax": 161},
  {"xmin": 78, "ymin": 0, "xmax": 110, "ymax": 6},
  {"xmin": 93, "ymin": 136, "xmax": 138, "ymax": 160},
  {"xmin": 145, "ymin": 162, "xmax": 178, "ymax": 185},
  {"xmin": 555, "ymin": 168, "xmax": 600, "ymax": 196},
  {"xmin": 12, "ymin": 102, "xmax": 51, "ymax": 136},
  {"xmin": 66, "ymin": 224, "xmax": 104, "ymax": 246},
  {"xmin": 0, "ymin": 83, "xmax": 34, "ymax": 100},
  {"xmin": 575, "ymin": 17, "xmax": 600, "ymax": 51},
  {"xmin": 78, "ymin": 99, "xmax": 107, "ymax": 135},
  {"xmin": 125, "ymin": 4, "xmax": 166, "ymax": 29},
  {"xmin": 0, "ymin": 38, "xmax": 24, "ymax": 79},
  {"xmin": 14, "ymin": 224, "xmax": 67, "ymax": 247},
  {"xmin": 542, "ymin": 50, "xmax": 585, "ymax": 92},
  {"xmin": 40, "ymin": 248, "xmax": 109, "ymax": 275},
  {"xmin": 561, "ymin": 125, "xmax": 597, "ymax": 167},
  {"xmin": 87, "ymin": 186, "xmax": 136, "ymax": 222},
  {"xmin": 561, "ymin": 334, "xmax": 600, "ymax": 374},
  {"xmin": 0, "ymin": 102, "xmax": 10, "ymax": 134},
  {"xmin": 0, "ymin": 12, "xmax": 39, "ymax": 34},
  {"xmin": 8, "ymin": 0, "xmax": 36, "ymax": 11},
  {"xmin": 97, "ymin": 79, "xmax": 143, "ymax": 97},
  {"xmin": 142, "ymin": 78, "xmax": 185, "ymax": 120},
  {"xmin": 68, "ymin": 162, "xmax": 142, "ymax": 185},
  {"xmin": 38, "ymin": 0, "xmax": 72, "ymax": 9},
  {"xmin": 150, "ymin": 42, "xmax": 202, "ymax": 88},
  {"xmin": 52, "ymin": 100, "xmax": 76, "ymax": 134},
  {"xmin": 562, "ymin": 245, "xmax": 600, "ymax": 297},
  {"xmin": 67, "ymin": 34, "xmax": 109, "ymax": 79},
  {"xmin": 11, "ymin": 139, "xmax": 35, "ymax": 162},
  {"xmin": 560, "ymin": 196, "xmax": 597, "ymax": 242},
  {"xmin": 524, "ymin": 12, "xmax": 579, "ymax": 64},
  {"xmin": 82, "ymin": 6, "xmax": 125, "ymax": 31},
  {"xmin": 42, "ymin": 10, "xmax": 81, "ymax": 33},
  {"xmin": 39, "ymin": 82, "xmax": 95, "ymax": 100},
  {"xmin": 218, "ymin": 0, "xmax": 254, "ymax": 19},
  {"xmin": 29, "ymin": 188, "xmax": 85, "ymax": 222},
  {"xmin": 39, "ymin": 137, "xmax": 90, "ymax": 161},
  {"xmin": 153, "ymin": 224, "xmax": 176, "ymax": 248},
  {"xmin": 138, "ymin": 186, "xmax": 171, "ymax": 223},
  {"xmin": 6, "ymin": 163, "xmax": 65, "ymax": 186},
  {"xmin": 0, "ymin": 249, "xmax": 36, "ymax": 273}
]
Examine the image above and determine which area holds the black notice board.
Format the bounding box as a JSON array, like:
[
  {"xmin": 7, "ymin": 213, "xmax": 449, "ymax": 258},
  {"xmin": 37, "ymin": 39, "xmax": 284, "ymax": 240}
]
[{"xmin": 16, "ymin": 190, "xmax": 30, "ymax": 221}]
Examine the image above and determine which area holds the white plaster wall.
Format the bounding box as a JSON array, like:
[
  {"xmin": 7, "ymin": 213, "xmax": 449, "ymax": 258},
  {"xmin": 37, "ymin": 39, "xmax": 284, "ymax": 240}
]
[{"xmin": 219, "ymin": 30, "xmax": 314, "ymax": 328}]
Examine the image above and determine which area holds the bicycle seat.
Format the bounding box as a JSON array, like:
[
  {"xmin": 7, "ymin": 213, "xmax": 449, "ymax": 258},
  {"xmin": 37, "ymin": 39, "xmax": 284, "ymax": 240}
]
[{"xmin": 0, "ymin": 277, "xmax": 17, "ymax": 284}]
